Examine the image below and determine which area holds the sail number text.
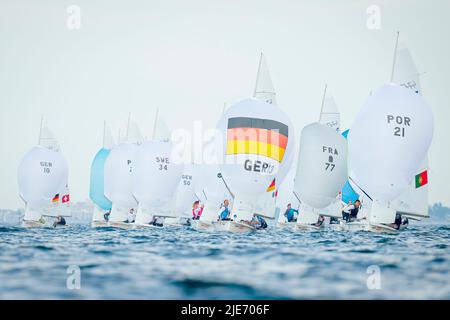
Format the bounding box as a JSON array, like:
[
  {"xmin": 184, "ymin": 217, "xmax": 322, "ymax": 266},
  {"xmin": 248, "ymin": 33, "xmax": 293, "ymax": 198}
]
[
  {"xmin": 40, "ymin": 161, "xmax": 52, "ymax": 174},
  {"xmin": 387, "ymin": 115, "xmax": 410, "ymax": 138},
  {"xmin": 156, "ymin": 157, "xmax": 169, "ymax": 170}
]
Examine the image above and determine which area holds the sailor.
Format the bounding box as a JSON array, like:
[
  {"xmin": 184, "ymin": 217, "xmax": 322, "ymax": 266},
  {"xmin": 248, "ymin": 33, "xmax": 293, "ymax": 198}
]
[
  {"xmin": 53, "ymin": 215, "xmax": 66, "ymax": 227},
  {"xmin": 150, "ymin": 216, "xmax": 164, "ymax": 227},
  {"xmin": 192, "ymin": 201, "xmax": 204, "ymax": 220},
  {"xmin": 329, "ymin": 216, "xmax": 340, "ymax": 224},
  {"xmin": 248, "ymin": 214, "xmax": 268, "ymax": 229},
  {"xmin": 218, "ymin": 199, "xmax": 231, "ymax": 221},
  {"xmin": 104, "ymin": 210, "xmax": 111, "ymax": 222},
  {"xmin": 349, "ymin": 200, "xmax": 361, "ymax": 221},
  {"xmin": 312, "ymin": 215, "xmax": 325, "ymax": 227},
  {"xmin": 283, "ymin": 203, "xmax": 299, "ymax": 222},
  {"xmin": 342, "ymin": 200, "xmax": 355, "ymax": 222},
  {"xmin": 126, "ymin": 208, "xmax": 136, "ymax": 223}
]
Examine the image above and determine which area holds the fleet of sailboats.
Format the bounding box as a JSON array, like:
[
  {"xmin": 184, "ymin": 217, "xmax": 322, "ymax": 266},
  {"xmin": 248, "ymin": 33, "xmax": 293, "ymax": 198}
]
[{"xmin": 16, "ymin": 34, "xmax": 435, "ymax": 233}]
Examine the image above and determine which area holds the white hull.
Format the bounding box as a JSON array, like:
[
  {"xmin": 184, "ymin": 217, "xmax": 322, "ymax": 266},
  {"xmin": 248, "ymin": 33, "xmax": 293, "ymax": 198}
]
[
  {"xmin": 214, "ymin": 221, "xmax": 256, "ymax": 233},
  {"xmin": 191, "ymin": 220, "xmax": 256, "ymax": 233},
  {"xmin": 296, "ymin": 223, "xmax": 324, "ymax": 231},
  {"xmin": 190, "ymin": 219, "xmax": 215, "ymax": 231},
  {"xmin": 133, "ymin": 223, "xmax": 162, "ymax": 229},
  {"xmin": 91, "ymin": 220, "xmax": 110, "ymax": 228},
  {"xmin": 21, "ymin": 217, "xmax": 66, "ymax": 229},
  {"xmin": 335, "ymin": 220, "xmax": 400, "ymax": 234},
  {"xmin": 109, "ymin": 221, "xmax": 135, "ymax": 229}
]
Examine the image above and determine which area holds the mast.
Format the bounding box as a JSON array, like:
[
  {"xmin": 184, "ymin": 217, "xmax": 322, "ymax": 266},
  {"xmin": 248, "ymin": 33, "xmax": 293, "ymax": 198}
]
[
  {"xmin": 38, "ymin": 116, "xmax": 44, "ymax": 144},
  {"xmin": 319, "ymin": 84, "xmax": 328, "ymax": 121},
  {"xmin": 152, "ymin": 108, "xmax": 159, "ymax": 140},
  {"xmin": 390, "ymin": 31, "xmax": 400, "ymax": 82},
  {"xmin": 126, "ymin": 112, "xmax": 131, "ymax": 141}
]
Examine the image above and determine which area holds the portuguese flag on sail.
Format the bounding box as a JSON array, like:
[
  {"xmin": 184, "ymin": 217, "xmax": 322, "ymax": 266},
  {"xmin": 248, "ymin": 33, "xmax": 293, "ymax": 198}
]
[{"xmin": 415, "ymin": 170, "xmax": 428, "ymax": 188}]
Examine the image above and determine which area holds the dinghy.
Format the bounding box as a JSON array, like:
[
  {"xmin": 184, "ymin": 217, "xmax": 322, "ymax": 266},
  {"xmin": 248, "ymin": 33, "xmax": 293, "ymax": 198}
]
[
  {"xmin": 216, "ymin": 96, "xmax": 295, "ymax": 231},
  {"xmin": 104, "ymin": 114, "xmax": 143, "ymax": 229},
  {"xmin": 18, "ymin": 119, "xmax": 70, "ymax": 228},
  {"xmin": 213, "ymin": 54, "xmax": 295, "ymax": 231},
  {"xmin": 90, "ymin": 122, "xmax": 115, "ymax": 227},
  {"xmin": 340, "ymin": 33, "xmax": 431, "ymax": 232},
  {"xmin": 293, "ymin": 122, "xmax": 348, "ymax": 231},
  {"xmin": 132, "ymin": 110, "xmax": 183, "ymax": 228},
  {"xmin": 165, "ymin": 164, "xmax": 199, "ymax": 227},
  {"xmin": 346, "ymin": 83, "xmax": 434, "ymax": 233}
]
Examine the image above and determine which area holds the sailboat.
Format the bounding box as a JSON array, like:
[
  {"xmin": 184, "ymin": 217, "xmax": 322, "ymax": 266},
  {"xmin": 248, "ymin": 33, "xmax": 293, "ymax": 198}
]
[
  {"xmin": 345, "ymin": 83, "xmax": 433, "ymax": 233},
  {"xmin": 17, "ymin": 118, "xmax": 70, "ymax": 228},
  {"xmin": 216, "ymin": 93, "xmax": 295, "ymax": 232},
  {"xmin": 90, "ymin": 122, "xmax": 115, "ymax": 227},
  {"xmin": 132, "ymin": 109, "xmax": 183, "ymax": 228},
  {"xmin": 103, "ymin": 114, "xmax": 143, "ymax": 229},
  {"xmin": 190, "ymin": 133, "xmax": 234, "ymax": 232},
  {"xmin": 164, "ymin": 163, "xmax": 199, "ymax": 227},
  {"xmin": 340, "ymin": 33, "xmax": 432, "ymax": 232},
  {"xmin": 292, "ymin": 121, "xmax": 348, "ymax": 231}
]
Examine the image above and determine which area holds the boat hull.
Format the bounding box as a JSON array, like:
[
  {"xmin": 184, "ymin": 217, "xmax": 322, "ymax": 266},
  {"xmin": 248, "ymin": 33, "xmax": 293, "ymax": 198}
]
[
  {"xmin": 215, "ymin": 221, "xmax": 256, "ymax": 233},
  {"xmin": 91, "ymin": 220, "xmax": 110, "ymax": 228},
  {"xmin": 336, "ymin": 220, "xmax": 399, "ymax": 234}
]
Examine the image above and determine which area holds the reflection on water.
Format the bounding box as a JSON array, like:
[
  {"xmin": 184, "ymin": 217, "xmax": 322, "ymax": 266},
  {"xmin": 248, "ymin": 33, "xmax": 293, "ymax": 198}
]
[{"xmin": 0, "ymin": 222, "xmax": 449, "ymax": 299}]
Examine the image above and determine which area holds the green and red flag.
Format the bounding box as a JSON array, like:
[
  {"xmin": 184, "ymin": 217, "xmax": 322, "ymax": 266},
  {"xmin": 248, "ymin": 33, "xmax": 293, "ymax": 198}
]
[{"xmin": 415, "ymin": 170, "xmax": 428, "ymax": 188}]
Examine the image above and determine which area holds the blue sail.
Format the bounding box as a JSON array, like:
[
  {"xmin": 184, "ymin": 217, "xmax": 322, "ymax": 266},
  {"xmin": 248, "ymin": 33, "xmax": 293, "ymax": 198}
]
[
  {"xmin": 89, "ymin": 148, "xmax": 112, "ymax": 211},
  {"xmin": 340, "ymin": 129, "xmax": 359, "ymax": 203}
]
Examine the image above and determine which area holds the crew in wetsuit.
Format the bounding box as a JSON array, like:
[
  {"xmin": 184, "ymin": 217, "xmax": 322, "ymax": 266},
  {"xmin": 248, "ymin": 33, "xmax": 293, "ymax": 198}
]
[
  {"xmin": 192, "ymin": 201, "xmax": 204, "ymax": 220},
  {"xmin": 348, "ymin": 200, "xmax": 361, "ymax": 222},
  {"xmin": 284, "ymin": 203, "xmax": 299, "ymax": 222},
  {"xmin": 312, "ymin": 215, "xmax": 325, "ymax": 227},
  {"xmin": 248, "ymin": 214, "xmax": 268, "ymax": 229},
  {"xmin": 342, "ymin": 200, "xmax": 354, "ymax": 222},
  {"xmin": 218, "ymin": 199, "xmax": 231, "ymax": 221},
  {"xmin": 53, "ymin": 216, "xmax": 66, "ymax": 227},
  {"xmin": 104, "ymin": 210, "xmax": 111, "ymax": 222}
]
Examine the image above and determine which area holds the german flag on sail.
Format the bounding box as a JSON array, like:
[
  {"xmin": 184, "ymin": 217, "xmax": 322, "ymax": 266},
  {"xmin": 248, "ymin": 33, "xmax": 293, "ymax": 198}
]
[
  {"xmin": 266, "ymin": 178, "xmax": 276, "ymax": 192},
  {"xmin": 52, "ymin": 194, "xmax": 60, "ymax": 203},
  {"xmin": 226, "ymin": 117, "xmax": 289, "ymax": 162},
  {"xmin": 415, "ymin": 170, "xmax": 428, "ymax": 188}
]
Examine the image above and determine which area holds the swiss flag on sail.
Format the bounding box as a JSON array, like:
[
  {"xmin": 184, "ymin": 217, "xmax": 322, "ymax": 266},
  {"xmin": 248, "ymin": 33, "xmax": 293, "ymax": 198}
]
[{"xmin": 62, "ymin": 194, "xmax": 70, "ymax": 203}]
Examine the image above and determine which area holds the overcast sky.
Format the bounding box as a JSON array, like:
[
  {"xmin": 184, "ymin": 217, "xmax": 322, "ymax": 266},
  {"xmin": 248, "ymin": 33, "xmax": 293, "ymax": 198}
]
[{"xmin": 1, "ymin": 0, "xmax": 449, "ymax": 209}]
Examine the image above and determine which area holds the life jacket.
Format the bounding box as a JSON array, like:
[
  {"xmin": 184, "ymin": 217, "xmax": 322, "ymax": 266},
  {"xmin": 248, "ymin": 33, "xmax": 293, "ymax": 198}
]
[{"xmin": 220, "ymin": 207, "xmax": 229, "ymax": 220}]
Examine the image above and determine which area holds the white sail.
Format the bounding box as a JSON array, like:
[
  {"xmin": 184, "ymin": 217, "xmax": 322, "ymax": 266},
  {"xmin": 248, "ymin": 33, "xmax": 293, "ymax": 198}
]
[
  {"xmin": 152, "ymin": 109, "xmax": 171, "ymax": 141},
  {"xmin": 216, "ymin": 98, "xmax": 295, "ymax": 220},
  {"xmin": 391, "ymin": 37, "xmax": 421, "ymax": 95},
  {"xmin": 294, "ymin": 123, "xmax": 348, "ymax": 220},
  {"xmin": 175, "ymin": 164, "xmax": 198, "ymax": 218},
  {"xmin": 18, "ymin": 145, "xmax": 69, "ymax": 221},
  {"xmin": 318, "ymin": 85, "xmax": 341, "ymax": 132},
  {"xmin": 39, "ymin": 120, "xmax": 60, "ymax": 152},
  {"xmin": 126, "ymin": 115, "xmax": 144, "ymax": 145},
  {"xmin": 390, "ymin": 35, "xmax": 428, "ymax": 218},
  {"xmin": 393, "ymin": 158, "xmax": 429, "ymax": 218},
  {"xmin": 348, "ymin": 84, "xmax": 434, "ymax": 224},
  {"xmin": 132, "ymin": 140, "xmax": 183, "ymax": 222},
  {"xmin": 103, "ymin": 142, "xmax": 138, "ymax": 222},
  {"xmin": 253, "ymin": 53, "xmax": 277, "ymax": 105},
  {"xmin": 103, "ymin": 122, "xmax": 116, "ymax": 149},
  {"xmin": 42, "ymin": 182, "xmax": 71, "ymax": 217}
]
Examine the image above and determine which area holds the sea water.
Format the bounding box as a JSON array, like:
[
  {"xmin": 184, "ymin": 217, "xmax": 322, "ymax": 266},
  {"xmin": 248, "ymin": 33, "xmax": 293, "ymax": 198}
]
[{"xmin": 0, "ymin": 222, "xmax": 449, "ymax": 299}]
